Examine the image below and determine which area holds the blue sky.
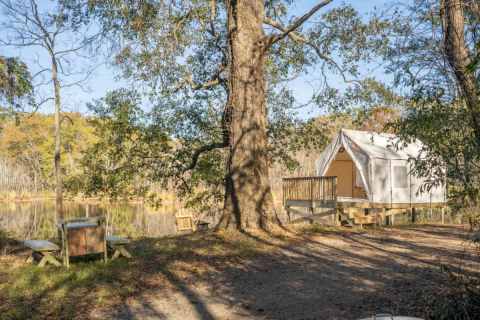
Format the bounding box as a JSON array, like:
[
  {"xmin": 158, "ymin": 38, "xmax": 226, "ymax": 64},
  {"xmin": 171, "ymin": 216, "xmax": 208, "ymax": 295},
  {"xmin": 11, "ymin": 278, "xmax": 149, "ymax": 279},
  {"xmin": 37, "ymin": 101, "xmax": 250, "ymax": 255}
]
[{"xmin": 0, "ymin": 0, "xmax": 397, "ymax": 118}]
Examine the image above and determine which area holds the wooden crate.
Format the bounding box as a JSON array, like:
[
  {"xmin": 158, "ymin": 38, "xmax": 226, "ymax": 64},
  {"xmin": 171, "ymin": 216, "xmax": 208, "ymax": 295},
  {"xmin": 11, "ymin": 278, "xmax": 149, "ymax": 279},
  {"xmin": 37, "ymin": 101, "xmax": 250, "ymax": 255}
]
[
  {"xmin": 66, "ymin": 223, "xmax": 105, "ymax": 256},
  {"xmin": 59, "ymin": 217, "xmax": 107, "ymax": 267}
]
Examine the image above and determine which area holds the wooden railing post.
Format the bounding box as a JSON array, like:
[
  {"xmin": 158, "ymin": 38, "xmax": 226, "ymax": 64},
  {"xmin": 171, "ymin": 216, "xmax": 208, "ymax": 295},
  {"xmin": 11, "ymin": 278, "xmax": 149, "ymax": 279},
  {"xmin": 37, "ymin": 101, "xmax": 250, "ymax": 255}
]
[{"xmin": 309, "ymin": 178, "xmax": 313, "ymax": 206}]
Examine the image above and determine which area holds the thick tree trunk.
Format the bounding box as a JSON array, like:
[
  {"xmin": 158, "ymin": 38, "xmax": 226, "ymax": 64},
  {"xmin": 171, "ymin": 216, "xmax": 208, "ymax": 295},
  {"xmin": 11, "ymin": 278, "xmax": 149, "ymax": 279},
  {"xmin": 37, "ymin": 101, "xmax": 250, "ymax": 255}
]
[
  {"xmin": 220, "ymin": 0, "xmax": 278, "ymax": 230},
  {"xmin": 442, "ymin": 0, "xmax": 480, "ymax": 146},
  {"xmin": 51, "ymin": 57, "xmax": 63, "ymax": 220}
]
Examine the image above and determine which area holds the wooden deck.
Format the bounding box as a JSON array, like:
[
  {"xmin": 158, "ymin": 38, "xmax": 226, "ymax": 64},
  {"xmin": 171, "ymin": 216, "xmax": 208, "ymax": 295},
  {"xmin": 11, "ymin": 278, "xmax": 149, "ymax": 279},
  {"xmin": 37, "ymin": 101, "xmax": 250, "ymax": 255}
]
[
  {"xmin": 283, "ymin": 176, "xmax": 446, "ymax": 226},
  {"xmin": 283, "ymin": 176, "xmax": 337, "ymax": 209},
  {"xmin": 283, "ymin": 177, "xmax": 445, "ymax": 209}
]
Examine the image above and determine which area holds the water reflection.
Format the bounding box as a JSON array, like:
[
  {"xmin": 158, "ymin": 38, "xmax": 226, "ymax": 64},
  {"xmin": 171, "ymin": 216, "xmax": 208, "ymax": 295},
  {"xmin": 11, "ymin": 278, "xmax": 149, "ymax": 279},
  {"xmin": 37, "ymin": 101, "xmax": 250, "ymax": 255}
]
[{"xmin": 0, "ymin": 201, "xmax": 181, "ymax": 240}]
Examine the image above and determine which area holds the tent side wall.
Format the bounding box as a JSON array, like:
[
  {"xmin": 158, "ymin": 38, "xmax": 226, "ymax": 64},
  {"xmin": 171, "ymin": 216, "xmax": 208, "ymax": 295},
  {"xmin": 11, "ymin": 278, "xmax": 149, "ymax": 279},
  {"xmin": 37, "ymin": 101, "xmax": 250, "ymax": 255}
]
[
  {"xmin": 371, "ymin": 157, "xmax": 446, "ymax": 205},
  {"xmin": 409, "ymin": 162, "xmax": 446, "ymax": 204}
]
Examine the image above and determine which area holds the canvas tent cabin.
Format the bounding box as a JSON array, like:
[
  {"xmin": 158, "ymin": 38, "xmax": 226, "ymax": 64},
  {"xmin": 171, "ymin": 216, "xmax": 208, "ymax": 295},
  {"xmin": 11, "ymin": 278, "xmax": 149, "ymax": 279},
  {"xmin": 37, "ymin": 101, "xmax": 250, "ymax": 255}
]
[
  {"xmin": 316, "ymin": 129, "xmax": 446, "ymax": 207},
  {"xmin": 283, "ymin": 129, "xmax": 446, "ymax": 225}
]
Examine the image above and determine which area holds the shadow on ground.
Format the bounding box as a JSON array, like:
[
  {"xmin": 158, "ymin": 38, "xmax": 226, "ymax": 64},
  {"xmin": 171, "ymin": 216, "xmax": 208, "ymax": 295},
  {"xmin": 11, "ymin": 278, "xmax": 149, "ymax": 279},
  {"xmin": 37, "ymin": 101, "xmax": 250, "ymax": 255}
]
[{"xmin": 1, "ymin": 224, "xmax": 478, "ymax": 320}]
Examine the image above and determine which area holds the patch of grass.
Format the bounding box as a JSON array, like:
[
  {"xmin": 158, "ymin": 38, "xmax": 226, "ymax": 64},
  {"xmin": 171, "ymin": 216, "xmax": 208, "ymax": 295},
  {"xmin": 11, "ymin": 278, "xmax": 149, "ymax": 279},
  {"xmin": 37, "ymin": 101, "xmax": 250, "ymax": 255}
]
[
  {"xmin": 1, "ymin": 257, "xmax": 134, "ymax": 319},
  {"xmin": 0, "ymin": 230, "xmax": 270, "ymax": 319}
]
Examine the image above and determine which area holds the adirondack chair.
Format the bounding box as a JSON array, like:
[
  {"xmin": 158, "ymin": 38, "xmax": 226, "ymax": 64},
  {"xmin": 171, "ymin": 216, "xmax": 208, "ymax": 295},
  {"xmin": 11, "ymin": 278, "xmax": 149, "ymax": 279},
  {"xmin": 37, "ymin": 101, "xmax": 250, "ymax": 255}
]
[{"xmin": 58, "ymin": 216, "xmax": 107, "ymax": 268}]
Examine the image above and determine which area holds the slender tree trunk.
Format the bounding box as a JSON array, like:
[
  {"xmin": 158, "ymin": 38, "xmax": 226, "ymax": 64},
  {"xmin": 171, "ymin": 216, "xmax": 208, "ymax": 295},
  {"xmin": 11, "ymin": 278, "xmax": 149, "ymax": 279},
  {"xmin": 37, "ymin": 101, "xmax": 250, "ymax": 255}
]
[
  {"xmin": 442, "ymin": 0, "xmax": 480, "ymax": 146},
  {"xmin": 220, "ymin": 0, "xmax": 278, "ymax": 230},
  {"xmin": 51, "ymin": 56, "xmax": 63, "ymax": 220}
]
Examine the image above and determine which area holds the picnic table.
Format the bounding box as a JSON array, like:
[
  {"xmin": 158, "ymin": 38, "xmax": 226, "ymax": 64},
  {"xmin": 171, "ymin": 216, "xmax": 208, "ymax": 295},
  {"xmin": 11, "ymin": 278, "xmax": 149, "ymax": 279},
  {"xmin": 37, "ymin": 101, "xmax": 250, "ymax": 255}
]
[{"xmin": 24, "ymin": 216, "xmax": 132, "ymax": 267}]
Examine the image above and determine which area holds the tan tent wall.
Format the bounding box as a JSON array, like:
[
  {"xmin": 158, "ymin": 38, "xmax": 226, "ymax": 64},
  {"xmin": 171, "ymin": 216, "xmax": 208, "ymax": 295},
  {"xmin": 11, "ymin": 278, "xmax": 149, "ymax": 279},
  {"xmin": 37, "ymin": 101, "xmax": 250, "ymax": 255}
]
[{"xmin": 325, "ymin": 150, "xmax": 367, "ymax": 199}]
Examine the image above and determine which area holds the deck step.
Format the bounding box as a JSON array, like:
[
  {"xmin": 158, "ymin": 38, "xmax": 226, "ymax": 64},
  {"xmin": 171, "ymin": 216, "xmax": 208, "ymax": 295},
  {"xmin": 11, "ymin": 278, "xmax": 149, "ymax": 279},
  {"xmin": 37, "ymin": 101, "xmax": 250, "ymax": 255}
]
[
  {"xmin": 353, "ymin": 215, "xmax": 377, "ymax": 225},
  {"xmin": 339, "ymin": 211, "xmax": 378, "ymax": 226},
  {"xmin": 339, "ymin": 213, "xmax": 355, "ymax": 227}
]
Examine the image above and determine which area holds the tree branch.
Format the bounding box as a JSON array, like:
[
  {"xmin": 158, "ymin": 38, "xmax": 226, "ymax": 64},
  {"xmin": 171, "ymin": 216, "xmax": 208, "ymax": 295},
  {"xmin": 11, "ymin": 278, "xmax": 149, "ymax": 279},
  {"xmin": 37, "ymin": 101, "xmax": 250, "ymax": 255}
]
[
  {"xmin": 29, "ymin": 0, "xmax": 54, "ymax": 51},
  {"xmin": 34, "ymin": 96, "xmax": 54, "ymax": 107},
  {"xmin": 184, "ymin": 141, "xmax": 228, "ymax": 172},
  {"xmin": 469, "ymin": 0, "xmax": 480, "ymax": 20},
  {"xmin": 185, "ymin": 75, "xmax": 222, "ymax": 91},
  {"xmin": 174, "ymin": 63, "xmax": 226, "ymax": 92},
  {"xmin": 264, "ymin": 16, "xmax": 360, "ymax": 84},
  {"xmin": 265, "ymin": 0, "xmax": 332, "ymax": 48},
  {"xmin": 61, "ymin": 114, "xmax": 74, "ymax": 125},
  {"xmin": 54, "ymin": 34, "xmax": 100, "ymax": 56},
  {"xmin": 31, "ymin": 67, "xmax": 51, "ymax": 79}
]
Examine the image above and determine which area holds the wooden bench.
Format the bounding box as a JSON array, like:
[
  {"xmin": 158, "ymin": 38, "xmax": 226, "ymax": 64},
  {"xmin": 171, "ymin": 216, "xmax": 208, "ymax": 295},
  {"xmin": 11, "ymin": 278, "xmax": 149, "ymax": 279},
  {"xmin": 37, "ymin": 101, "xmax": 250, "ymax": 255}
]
[
  {"xmin": 24, "ymin": 240, "xmax": 61, "ymax": 267},
  {"xmin": 106, "ymin": 236, "xmax": 132, "ymax": 260}
]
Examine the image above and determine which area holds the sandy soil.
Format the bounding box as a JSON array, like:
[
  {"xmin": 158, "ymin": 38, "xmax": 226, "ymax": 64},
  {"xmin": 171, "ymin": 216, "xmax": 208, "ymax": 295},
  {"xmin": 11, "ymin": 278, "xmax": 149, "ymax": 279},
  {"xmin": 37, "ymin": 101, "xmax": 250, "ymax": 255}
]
[{"xmin": 95, "ymin": 225, "xmax": 479, "ymax": 320}]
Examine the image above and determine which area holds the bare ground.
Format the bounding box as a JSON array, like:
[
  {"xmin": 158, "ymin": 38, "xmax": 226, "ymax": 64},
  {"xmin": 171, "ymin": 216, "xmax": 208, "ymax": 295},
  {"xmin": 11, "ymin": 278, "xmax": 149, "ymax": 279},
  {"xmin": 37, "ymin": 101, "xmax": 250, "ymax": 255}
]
[
  {"xmin": 2, "ymin": 224, "xmax": 479, "ymax": 320},
  {"xmin": 101, "ymin": 225, "xmax": 479, "ymax": 320}
]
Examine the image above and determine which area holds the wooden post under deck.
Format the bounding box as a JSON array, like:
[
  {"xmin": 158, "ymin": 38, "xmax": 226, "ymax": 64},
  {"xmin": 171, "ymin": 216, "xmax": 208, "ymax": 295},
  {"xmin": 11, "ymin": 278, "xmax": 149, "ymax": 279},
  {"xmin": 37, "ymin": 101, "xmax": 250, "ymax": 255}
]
[{"xmin": 411, "ymin": 207, "xmax": 417, "ymax": 224}]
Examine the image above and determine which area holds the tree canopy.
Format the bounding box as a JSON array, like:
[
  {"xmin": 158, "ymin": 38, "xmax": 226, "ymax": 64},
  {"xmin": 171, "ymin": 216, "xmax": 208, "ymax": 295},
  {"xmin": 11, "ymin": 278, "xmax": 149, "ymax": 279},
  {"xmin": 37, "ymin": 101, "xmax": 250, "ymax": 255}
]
[
  {"xmin": 382, "ymin": 0, "xmax": 480, "ymax": 204},
  {"xmin": 55, "ymin": 0, "xmax": 391, "ymax": 229},
  {"xmin": 0, "ymin": 56, "xmax": 33, "ymax": 114}
]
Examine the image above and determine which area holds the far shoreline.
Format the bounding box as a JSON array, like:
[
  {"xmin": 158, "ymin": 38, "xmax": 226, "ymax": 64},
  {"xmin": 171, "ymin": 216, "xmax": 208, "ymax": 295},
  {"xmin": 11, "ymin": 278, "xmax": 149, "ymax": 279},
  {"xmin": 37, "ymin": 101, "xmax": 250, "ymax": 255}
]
[{"xmin": 0, "ymin": 193, "xmax": 148, "ymax": 205}]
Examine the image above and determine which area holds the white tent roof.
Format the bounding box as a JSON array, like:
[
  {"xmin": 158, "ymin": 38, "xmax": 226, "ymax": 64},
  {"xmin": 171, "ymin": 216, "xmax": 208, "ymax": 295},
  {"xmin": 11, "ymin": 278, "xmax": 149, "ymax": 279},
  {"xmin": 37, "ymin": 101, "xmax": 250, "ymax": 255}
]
[
  {"xmin": 316, "ymin": 129, "xmax": 424, "ymax": 180},
  {"xmin": 339, "ymin": 129, "xmax": 423, "ymax": 160}
]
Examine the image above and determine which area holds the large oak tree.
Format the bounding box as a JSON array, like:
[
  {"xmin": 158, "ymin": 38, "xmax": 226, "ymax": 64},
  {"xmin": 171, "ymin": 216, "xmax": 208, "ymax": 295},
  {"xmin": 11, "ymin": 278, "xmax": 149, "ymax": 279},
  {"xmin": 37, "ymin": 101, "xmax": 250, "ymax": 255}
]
[{"xmin": 74, "ymin": 0, "xmax": 386, "ymax": 230}]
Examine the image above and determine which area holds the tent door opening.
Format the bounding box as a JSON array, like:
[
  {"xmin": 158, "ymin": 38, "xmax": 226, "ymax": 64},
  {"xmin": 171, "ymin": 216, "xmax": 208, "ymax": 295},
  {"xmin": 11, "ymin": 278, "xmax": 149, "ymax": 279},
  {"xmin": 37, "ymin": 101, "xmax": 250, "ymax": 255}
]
[{"xmin": 324, "ymin": 149, "xmax": 367, "ymax": 199}]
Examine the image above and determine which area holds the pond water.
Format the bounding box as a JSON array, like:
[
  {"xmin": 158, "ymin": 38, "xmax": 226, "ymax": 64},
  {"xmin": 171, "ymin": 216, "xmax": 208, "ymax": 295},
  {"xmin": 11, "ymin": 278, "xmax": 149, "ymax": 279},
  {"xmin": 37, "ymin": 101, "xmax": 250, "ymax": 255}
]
[
  {"xmin": 1, "ymin": 200, "xmax": 459, "ymax": 241},
  {"xmin": 0, "ymin": 200, "xmax": 190, "ymax": 240}
]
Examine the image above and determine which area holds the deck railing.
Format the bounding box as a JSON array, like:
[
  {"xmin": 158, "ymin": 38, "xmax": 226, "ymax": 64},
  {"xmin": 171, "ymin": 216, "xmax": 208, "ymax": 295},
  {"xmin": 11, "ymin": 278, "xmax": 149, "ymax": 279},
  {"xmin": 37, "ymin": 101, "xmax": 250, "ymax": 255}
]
[{"xmin": 282, "ymin": 176, "xmax": 337, "ymax": 206}]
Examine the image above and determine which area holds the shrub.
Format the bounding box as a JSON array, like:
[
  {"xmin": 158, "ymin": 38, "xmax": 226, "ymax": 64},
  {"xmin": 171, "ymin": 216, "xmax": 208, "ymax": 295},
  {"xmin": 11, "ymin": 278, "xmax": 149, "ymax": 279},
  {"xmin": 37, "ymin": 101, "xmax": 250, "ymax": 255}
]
[
  {"xmin": 460, "ymin": 206, "xmax": 480, "ymax": 231},
  {"xmin": 423, "ymin": 235, "xmax": 480, "ymax": 320}
]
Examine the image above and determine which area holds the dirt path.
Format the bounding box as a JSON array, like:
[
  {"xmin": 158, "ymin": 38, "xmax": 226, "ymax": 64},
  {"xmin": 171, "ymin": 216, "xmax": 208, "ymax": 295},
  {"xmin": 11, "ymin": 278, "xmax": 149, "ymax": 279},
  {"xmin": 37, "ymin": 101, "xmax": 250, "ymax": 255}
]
[{"xmin": 96, "ymin": 225, "xmax": 479, "ymax": 320}]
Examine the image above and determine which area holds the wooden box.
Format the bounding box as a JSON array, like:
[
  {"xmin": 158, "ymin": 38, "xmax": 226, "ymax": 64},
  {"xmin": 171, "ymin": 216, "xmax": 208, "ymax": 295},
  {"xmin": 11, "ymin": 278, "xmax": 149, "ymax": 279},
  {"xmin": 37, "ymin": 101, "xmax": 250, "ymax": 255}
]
[{"xmin": 67, "ymin": 223, "xmax": 105, "ymax": 256}]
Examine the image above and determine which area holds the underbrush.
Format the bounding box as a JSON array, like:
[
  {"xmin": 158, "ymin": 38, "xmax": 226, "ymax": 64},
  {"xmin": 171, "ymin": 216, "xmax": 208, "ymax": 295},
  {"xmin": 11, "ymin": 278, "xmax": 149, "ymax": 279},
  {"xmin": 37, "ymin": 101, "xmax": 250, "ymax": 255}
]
[
  {"xmin": 461, "ymin": 206, "xmax": 480, "ymax": 230},
  {"xmin": 0, "ymin": 229, "xmax": 20, "ymax": 255},
  {"xmin": 423, "ymin": 232, "xmax": 480, "ymax": 320}
]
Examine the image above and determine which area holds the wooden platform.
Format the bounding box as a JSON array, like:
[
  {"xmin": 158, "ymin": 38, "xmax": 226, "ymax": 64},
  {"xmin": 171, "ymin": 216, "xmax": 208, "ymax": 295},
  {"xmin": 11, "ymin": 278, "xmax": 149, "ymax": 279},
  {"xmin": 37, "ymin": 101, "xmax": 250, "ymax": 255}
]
[
  {"xmin": 283, "ymin": 176, "xmax": 446, "ymax": 226},
  {"xmin": 286, "ymin": 198, "xmax": 445, "ymax": 210},
  {"xmin": 336, "ymin": 197, "xmax": 445, "ymax": 209}
]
